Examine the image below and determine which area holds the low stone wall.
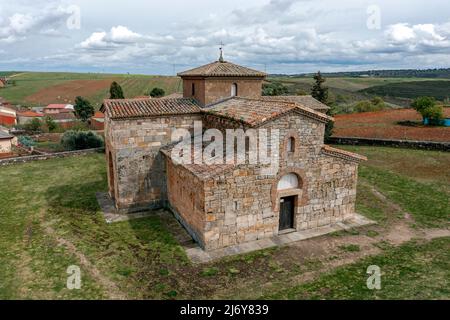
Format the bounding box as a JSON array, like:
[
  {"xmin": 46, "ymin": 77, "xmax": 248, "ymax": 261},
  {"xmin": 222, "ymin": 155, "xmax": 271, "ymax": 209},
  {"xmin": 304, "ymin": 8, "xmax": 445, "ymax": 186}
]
[
  {"xmin": 0, "ymin": 147, "xmax": 105, "ymax": 166},
  {"xmin": 329, "ymin": 137, "xmax": 450, "ymax": 152}
]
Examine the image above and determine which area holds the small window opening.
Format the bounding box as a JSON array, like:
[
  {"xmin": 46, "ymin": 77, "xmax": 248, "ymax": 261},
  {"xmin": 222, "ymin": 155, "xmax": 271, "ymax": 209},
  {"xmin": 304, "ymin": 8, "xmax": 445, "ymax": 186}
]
[
  {"xmin": 231, "ymin": 83, "xmax": 238, "ymax": 97},
  {"xmin": 288, "ymin": 137, "xmax": 295, "ymax": 153},
  {"xmin": 192, "ymin": 83, "xmax": 196, "ymax": 96}
]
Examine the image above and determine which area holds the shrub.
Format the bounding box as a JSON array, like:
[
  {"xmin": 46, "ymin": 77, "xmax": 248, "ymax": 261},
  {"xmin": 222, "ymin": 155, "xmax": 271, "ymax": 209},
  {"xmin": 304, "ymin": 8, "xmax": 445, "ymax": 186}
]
[
  {"xmin": 149, "ymin": 87, "xmax": 165, "ymax": 98},
  {"xmin": 74, "ymin": 96, "xmax": 94, "ymax": 122},
  {"xmin": 353, "ymin": 97, "xmax": 386, "ymax": 113},
  {"xmin": 411, "ymin": 96, "xmax": 444, "ymax": 124},
  {"xmin": 18, "ymin": 136, "xmax": 36, "ymax": 147},
  {"xmin": 412, "ymin": 96, "xmax": 435, "ymax": 115},
  {"xmin": 25, "ymin": 118, "xmax": 42, "ymax": 132},
  {"xmin": 422, "ymin": 105, "xmax": 444, "ymax": 125},
  {"xmin": 61, "ymin": 130, "xmax": 104, "ymax": 151},
  {"xmin": 262, "ymin": 82, "xmax": 289, "ymax": 96},
  {"xmin": 45, "ymin": 116, "xmax": 58, "ymax": 132}
]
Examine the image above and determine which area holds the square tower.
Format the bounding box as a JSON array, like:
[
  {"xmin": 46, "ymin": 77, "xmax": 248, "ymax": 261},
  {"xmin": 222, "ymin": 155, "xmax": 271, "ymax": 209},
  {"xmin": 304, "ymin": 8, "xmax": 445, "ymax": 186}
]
[{"xmin": 178, "ymin": 58, "xmax": 267, "ymax": 106}]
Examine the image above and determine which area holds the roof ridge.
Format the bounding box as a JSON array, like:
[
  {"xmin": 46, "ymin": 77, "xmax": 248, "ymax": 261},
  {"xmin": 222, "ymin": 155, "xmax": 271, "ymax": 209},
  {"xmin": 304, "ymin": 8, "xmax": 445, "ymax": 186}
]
[
  {"xmin": 178, "ymin": 60, "xmax": 267, "ymax": 77},
  {"xmin": 321, "ymin": 145, "xmax": 367, "ymax": 162}
]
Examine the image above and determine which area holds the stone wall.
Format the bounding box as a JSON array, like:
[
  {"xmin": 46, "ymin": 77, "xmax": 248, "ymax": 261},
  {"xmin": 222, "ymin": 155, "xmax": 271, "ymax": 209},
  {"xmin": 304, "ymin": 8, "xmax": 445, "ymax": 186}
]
[
  {"xmin": 0, "ymin": 147, "xmax": 104, "ymax": 166},
  {"xmin": 181, "ymin": 77, "xmax": 263, "ymax": 106},
  {"xmin": 182, "ymin": 78, "xmax": 206, "ymax": 106},
  {"xmin": 204, "ymin": 78, "xmax": 263, "ymax": 106},
  {"xmin": 163, "ymin": 112, "xmax": 360, "ymax": 251},
  {"xmin": 329, "ymin": 136, "xmax": 450, "ymax": 152},
  {"xmin": 166, "ymin": 158, "xmax": 206, "ymax": 247},
  {"xmin": 106, "ymin": 114, "xmax": 202, "ymax": 212},
  {"xmin": 0, "ymin": 139, "xmax": 11, "ymax": 154}
]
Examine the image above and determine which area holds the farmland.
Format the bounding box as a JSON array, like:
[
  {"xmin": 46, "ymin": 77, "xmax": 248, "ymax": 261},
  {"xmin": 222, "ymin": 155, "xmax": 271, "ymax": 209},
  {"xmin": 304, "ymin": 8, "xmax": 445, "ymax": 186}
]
[
  {"xmin": 270, "ymin": 76, "xmax": 450, "ymax": 108},
  {"xmin": 333, "ymin": 108, "xmax": 450, "ymax": 142},
  {"xmin": 360, "ymin": 80, "xmax": 450, "ymax": 101},
  {"xmin": 0, "ymin": 72, "xmax": 181, "ymax": 109},
  {"xmin": 1, "ymin": 70, "xmax": 450, "ymax": 110},
  {"xmin": 0, "ymin": 147, "xmax": 448, "ymax": 299}
]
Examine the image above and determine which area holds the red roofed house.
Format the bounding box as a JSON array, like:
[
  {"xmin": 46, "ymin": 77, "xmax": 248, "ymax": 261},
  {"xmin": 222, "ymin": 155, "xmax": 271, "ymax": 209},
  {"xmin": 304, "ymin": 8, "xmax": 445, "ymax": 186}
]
[
  {"xmin": 91, "ymin": 111, "xmax": 105, "ymax": 130},
  {"xmin": 102, "ymin": 53, "xmax": 367, "ymax": 253},
  {"xmin": 43, "ymin": 104, "xmax": 74, "ymax": 114},
  {"xmin": 17, "ymin": 111, "xmax": 44, "ymax": 124},
  {"xmin": 0, "ymin": 106, "xmax": 16, "ymax": 126}
]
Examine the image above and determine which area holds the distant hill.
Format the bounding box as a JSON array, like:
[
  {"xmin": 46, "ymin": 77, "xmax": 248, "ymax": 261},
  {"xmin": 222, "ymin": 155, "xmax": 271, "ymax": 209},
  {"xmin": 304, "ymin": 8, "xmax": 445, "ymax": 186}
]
[
  {"xmin": 0, "ymin": 72, "xmax": 182, "ymax": 109},
  {"xmin": 272, "ymin": 68, "xmax": 450, "ymax": 79},
  {"xmin": 360, "ymin": 80, "xmax": 450, "ymax": 101}
]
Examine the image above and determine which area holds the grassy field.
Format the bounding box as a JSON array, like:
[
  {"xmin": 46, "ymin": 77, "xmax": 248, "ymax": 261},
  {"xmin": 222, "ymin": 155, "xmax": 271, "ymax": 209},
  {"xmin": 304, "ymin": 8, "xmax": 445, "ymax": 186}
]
[
  {"xmin": 270, "ymin": 76, "xmax": 449, "ymax": 108},
  {"xmin": 0, "ymin": 72, "xmax": 181, "ymax": 109},
  {"xmin": 0, "ymin": 146, "xmax": 449, "ymax": 299},
  {"xmin": 360, "ymin": 80, "xmax": 450, "ymax": 101},
  {"xmin": 1, "ymin": 71, "xmax": 448, "ymax": 110}
]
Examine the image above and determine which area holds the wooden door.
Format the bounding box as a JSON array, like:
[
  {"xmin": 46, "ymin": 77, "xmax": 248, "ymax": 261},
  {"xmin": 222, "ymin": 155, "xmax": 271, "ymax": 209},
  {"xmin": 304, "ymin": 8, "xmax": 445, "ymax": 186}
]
[{"xmin": 279, "ymin": 196, "xmax": 295, "ymax": 230}]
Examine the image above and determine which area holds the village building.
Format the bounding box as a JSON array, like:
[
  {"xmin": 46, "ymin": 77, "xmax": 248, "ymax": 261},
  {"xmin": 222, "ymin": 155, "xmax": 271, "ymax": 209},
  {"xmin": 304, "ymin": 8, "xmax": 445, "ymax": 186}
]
[
  {"xmin": 91, "ymin": 111, "xmax": 105, "ymax": 130},
  {"xmin": 17, "ymin": 111, "xmax": 44, "ymax": 125},
  {"xmin": 43, "ymin": 104, "xmax": 74, "ymax": 114},
  {"xmin": 103, "ymin": 56, "xmax": 366, "ymax": 251},
  {"xmin": 0, "ymin": 105, "xmax": 17, "ymax": 126},
  {"xmin": 0, "ymin": 130, "xmax": 14, "ymax": 156},
  {"xmin": 46, "ymin": 112, "xmax": 78, "ymax": 129}
]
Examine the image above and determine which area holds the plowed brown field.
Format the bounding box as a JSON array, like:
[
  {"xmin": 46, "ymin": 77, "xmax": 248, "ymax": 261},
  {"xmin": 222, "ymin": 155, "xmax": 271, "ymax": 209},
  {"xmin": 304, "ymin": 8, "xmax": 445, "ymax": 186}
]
[
  {"xmin": 334, "ymin": 108, "xmax": 450, "ymax": 142},
  {"xmin": 24, "ymin": 79, "xmax": 117, "ymax": 105}
]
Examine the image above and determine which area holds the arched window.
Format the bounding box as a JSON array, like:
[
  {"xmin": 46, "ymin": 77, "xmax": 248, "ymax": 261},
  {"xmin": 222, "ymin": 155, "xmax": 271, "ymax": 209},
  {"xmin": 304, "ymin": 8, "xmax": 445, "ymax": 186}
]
[
  {"xmin": 231, "ymin": 83, "xmax": 238, "ymax": 97},
  {"xmin": 191, "ymin": 83, "xmax": 196, "ymax": 96},
  {"xmin": 277, "ymin": 173, "xmax": 299, "ymax": 191},
  {"xmin": 287, "ymin": 137, "xmax": 295, "ymax": 153}
]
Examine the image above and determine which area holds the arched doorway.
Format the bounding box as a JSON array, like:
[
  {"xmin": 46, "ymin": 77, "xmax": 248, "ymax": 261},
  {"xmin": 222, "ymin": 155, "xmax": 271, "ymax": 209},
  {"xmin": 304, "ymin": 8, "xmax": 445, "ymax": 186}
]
[
  {"xmin": 277, "ymin": 173, "xmax": 299, "ymax": 190},
  {"xmin": 108, "ymin": 152, "xmax": 115, "ymax": 199},
  {"xmin": 277, "ymin": 173, "xmax": 299, "ymax": 231}
]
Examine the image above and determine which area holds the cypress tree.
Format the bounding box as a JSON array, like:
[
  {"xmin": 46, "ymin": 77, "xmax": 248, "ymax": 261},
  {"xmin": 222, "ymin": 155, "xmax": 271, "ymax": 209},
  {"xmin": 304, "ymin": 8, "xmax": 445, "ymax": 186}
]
[{"xmin": 109, "ymin": 81, "xmax": 125, "ymax": 99}]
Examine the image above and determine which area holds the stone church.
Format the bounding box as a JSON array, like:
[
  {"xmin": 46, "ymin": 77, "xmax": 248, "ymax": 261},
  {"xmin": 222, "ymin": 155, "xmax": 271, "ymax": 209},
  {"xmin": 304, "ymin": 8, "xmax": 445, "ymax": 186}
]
[{"xmin": 102, "ymin": 55, "xmax": 367, "ymax": 251}]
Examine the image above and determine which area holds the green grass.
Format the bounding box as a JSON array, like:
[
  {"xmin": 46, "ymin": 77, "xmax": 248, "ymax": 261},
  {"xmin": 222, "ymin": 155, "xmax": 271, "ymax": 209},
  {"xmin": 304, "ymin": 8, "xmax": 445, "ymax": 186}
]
[
  {"xmin": 261, "ymin": 237, "xmax": 450, "ymax": 299},
  {"xmin": 0, "ymin": 146, "xmax": 448, "ymax": 299},
  {"xmin": 340, "ymin": 146, "xmax": 450, "ymax": 228},
  {"xmin": 360, "ymin": 80, "xmax": 450, "ymax": 101},
  {"xmin": 0, "ymin": 153, "xmax": 187, "ymax": 299}
]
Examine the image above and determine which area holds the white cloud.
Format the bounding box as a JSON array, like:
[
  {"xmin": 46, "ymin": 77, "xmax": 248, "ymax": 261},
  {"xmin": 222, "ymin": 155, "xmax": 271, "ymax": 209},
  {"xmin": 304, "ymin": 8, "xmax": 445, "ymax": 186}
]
[
  {"xmin": 3, "ymin": 1, "xmax": 450, "ymax": 73},
  {"xmin": 0, "ymin": 5, "xmax": 74, "ymax": 43},
  {"xmin": 80, "ymin": 31, "xmax": 110, "ymax": 49},
  {"xmin": 109, "ymin": 25, "xmax": 142, "ymax": 43}
]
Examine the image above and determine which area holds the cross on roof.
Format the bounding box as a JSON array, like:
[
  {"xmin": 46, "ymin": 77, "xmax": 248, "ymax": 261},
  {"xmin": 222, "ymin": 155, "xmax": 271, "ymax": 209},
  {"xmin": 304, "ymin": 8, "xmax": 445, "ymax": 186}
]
[{"xmin": 219, "ymin": 41, "xmax": 225, "ymax": 62}]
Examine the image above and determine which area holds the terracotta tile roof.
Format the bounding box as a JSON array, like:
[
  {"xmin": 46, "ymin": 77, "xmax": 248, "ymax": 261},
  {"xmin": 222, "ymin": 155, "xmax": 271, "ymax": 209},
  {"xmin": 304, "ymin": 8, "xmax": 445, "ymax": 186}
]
[
  {"xmin": 17, "ymin": 111, "xmax": 44, "ymax": 117},
  {"xmin": 178, "ymin": 60, "xmax": 267, "ymax": 78},
  {"xmin": 261, "ymin": 95, "xmax": 330, "ymax": 112},
  {"xmin": 204, "ymin": 97, "xmax": 332, "ymax": 127},
  {"xmin": 103, "ymin": 98, "xmax": 202, "ymax": 120},
  {"xmin": 161, "ymin": 140, "xmax": 236, "ymax": 180},
  {"xmin": 161, "ymin": 93, "xmax": 183, "ymax": 99},
  {"xmin": 93, "ymin": 111, "xmax": 105, "ymax": 119},
  {"xmin": 321, "ymin": 145, "xmax": 367, "ymax": 163}
]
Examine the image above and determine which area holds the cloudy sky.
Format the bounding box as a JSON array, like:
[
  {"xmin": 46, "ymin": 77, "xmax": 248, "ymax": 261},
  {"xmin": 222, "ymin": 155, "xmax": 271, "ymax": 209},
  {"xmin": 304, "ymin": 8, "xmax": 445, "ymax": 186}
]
[{"xmin": 0, "ymin": 0, "xmax": 450, "ymax": 75}]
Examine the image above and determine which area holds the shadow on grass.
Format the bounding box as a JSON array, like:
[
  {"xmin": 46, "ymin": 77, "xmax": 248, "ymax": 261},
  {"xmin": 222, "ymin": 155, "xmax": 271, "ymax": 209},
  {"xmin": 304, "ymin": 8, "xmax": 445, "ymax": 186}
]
[{"xmin": 46, "ymin": 181, "xmax": 105, "ymax": 213}]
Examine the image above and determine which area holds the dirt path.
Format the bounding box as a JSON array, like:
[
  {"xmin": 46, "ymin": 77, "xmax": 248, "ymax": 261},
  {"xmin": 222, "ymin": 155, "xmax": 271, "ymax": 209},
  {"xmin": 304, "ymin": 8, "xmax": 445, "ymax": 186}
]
[{"xmin": 43, "ymin": 222, "xmax": 127, "ymax": 300}]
